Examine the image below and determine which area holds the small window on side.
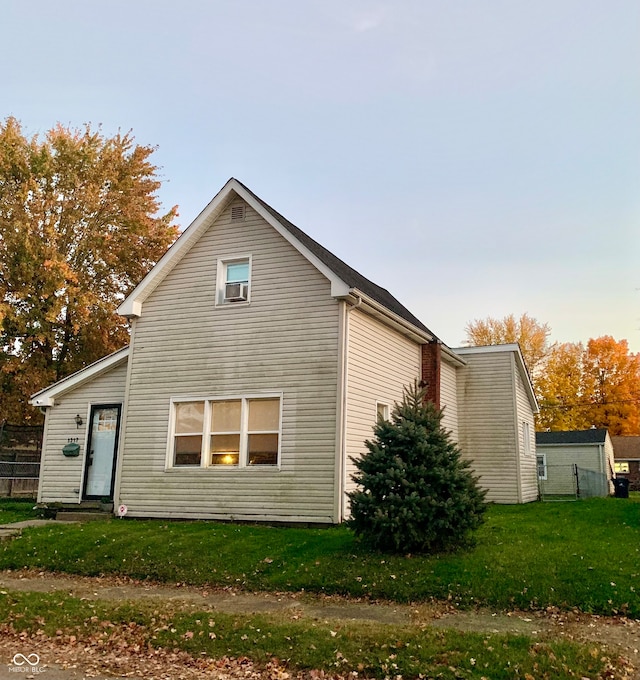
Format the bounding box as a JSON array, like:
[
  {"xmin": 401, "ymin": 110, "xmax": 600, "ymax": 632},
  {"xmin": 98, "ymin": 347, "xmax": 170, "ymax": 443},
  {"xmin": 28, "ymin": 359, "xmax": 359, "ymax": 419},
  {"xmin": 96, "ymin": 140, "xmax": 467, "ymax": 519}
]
[
  {"xmin": 537, "ymin": 454, "xmax": 547, "ymax": 481},
  {"xmin": 523, "ymin": 421, "xmax": 531, "ymax": 456},
  {"xmin": 376, "ymin": 402, "xmax": 389, "ymax": 421},
  {"xmin": 217, "ymin": 257, "xmax": 251, "ymax": 305}
]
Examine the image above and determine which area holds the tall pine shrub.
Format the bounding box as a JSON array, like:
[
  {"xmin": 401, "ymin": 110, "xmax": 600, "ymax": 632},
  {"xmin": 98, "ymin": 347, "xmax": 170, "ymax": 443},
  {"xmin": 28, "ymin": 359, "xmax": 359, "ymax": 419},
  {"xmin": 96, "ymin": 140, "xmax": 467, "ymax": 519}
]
[{"xmin": 348, "ymin": 382, "xmax": 487, "ymax": 554}]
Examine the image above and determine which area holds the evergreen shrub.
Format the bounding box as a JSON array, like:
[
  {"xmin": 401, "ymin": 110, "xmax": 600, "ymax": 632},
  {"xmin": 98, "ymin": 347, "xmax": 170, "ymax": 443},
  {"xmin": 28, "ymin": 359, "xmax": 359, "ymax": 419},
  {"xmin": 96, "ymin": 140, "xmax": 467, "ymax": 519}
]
[{"xmin": 348, "ymin": 381, "xmax": 487, "ymax": 554}]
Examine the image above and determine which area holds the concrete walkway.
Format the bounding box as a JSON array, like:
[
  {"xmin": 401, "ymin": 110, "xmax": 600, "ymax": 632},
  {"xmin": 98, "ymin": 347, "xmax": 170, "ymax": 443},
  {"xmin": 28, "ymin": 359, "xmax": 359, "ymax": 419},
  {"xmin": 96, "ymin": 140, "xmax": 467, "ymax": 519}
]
[{"xmin": 0, "ymin": 519, "xmax": 59, "ymax": 541}]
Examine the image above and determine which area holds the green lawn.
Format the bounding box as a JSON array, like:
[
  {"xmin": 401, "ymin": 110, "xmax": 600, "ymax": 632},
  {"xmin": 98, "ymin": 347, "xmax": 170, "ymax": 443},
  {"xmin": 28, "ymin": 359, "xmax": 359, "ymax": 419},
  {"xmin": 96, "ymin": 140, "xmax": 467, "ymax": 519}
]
[
  {"xmin": 0, "ymin": 497, "xmax": 39, "ymax": 524},
  {"xmin": 0, "ymin": 591, "xmax": 609, "ymax": 680},
  {"xmin": 1, "ymin": 496, "xmax": 638, "ymax": 616}
]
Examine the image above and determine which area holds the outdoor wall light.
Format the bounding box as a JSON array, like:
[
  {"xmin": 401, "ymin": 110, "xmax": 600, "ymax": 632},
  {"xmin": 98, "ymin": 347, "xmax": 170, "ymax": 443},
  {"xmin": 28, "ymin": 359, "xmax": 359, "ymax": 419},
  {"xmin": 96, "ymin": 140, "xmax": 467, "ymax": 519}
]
[{"xmin": 74, "ymin": 414, "xmax": 83, "ymax": 428}]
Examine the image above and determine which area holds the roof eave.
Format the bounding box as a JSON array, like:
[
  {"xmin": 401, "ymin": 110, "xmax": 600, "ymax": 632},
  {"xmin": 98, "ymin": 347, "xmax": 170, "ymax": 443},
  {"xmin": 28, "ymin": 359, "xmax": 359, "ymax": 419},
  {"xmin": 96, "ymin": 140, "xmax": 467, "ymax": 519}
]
[
  {"xmin": 118, "ymin": 178, "xmax": 352, "ymax": 319},
  {"xmin": 30, "ymin": 347, "xmax": 130, "ymax": 408},
  {"xmin": 340, "ymin": 289, "xmax": 434, "ymax": 344}
]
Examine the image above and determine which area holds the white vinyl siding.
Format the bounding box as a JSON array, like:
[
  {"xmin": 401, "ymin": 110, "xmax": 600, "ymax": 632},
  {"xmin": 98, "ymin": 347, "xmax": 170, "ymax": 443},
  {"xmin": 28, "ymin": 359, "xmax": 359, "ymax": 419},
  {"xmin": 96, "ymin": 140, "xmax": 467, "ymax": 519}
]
[
  {"xmin": 538, "ymin": 435, "xmax": 615, "ymax": 497},
  {"xmin": 119, "ymin": 199, "xmax": 341, "ymax": 523},
  {"xmin": 344, "ymin": 308, "xmax": 421, "ymax": 511},
  {"xmin": 515, "ymin": 366, "xmax": 538, "ymax": 502},
  {"xmin": 456, "ymin": 351, "xmax": 520, "ymax": 503},
  {"xmin": 440, "ymin": 359, "xmax": 459, "ymax": 440},
  {"xmin": 38, "ymin": 360, "xmax": 128, "ymax": 503}
]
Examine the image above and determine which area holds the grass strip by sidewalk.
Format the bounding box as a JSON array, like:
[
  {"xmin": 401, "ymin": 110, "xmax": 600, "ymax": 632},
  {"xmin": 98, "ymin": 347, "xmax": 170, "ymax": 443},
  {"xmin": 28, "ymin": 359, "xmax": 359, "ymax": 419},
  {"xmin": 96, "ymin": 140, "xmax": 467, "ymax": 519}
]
[
  {"xmin": 1, "ymin": 497, "xmax": 639, "ymax": 616},
  {"xmin": 0, "ymin": 498, "xmax": 38, "ymax": 524},
  {"xmin": 0, "ymin": 591, "xmax": 609, "ymax": 679}
]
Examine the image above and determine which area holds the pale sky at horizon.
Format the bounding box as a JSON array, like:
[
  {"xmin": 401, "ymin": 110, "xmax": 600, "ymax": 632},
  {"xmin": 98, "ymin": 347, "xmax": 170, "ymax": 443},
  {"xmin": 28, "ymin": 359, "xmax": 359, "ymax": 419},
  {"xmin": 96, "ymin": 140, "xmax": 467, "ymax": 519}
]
[{"xmin": 3, "ymin": 1, "xmax": 639, "ymax": 351}]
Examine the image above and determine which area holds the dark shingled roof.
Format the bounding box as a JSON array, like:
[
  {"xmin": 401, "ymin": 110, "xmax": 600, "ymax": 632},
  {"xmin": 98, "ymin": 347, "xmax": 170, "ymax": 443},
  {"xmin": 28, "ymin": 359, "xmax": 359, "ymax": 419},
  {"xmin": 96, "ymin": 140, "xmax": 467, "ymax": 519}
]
[
  {"xmin": 536, "ymin": 429, "xmax": 609, "ymax": 445},
  {"xmin": 611, "ymin": 436, "xmax": 640, "ymax": 460},
  {"xmin": 235, "ymin": 179, "xmax": 437, "ymax": 340}
]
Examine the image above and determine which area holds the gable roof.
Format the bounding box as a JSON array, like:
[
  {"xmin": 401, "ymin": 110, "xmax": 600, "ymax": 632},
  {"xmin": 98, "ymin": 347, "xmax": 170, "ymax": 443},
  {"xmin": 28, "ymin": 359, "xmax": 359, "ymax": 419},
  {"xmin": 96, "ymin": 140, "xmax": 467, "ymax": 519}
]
[
  {"xmin": 536, "ymin": 429, "xmax": 609, "ymax": 446},
  {"xmin": 117, "ymin": 178, "xmax": 437, "ymax": 344},
  {"xmin": 611, "ymin": 436, "xmax": 640, "ymax": 460},
  {"xmin": 235, "ymin": 180, "xmax": 433, "ymax": 336},
  {"xmin": 29, "ymin": 346, "xmax": 130, "ymax": 407}
]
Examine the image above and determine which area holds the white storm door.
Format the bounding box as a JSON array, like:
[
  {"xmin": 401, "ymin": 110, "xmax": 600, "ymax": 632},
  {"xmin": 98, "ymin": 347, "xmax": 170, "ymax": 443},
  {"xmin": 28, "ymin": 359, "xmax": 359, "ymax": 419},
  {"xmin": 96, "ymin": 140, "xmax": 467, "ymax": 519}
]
[{"xmin": 83, "ymin": 404, "xmax": 121, "ymax": 499}]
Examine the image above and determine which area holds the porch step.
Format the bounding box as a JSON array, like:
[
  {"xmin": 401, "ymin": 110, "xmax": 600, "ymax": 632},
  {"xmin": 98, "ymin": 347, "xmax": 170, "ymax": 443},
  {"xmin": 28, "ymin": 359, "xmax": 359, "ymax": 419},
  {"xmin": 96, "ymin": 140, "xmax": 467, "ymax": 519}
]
[{"xmin": 56, "ymin": 511, "xmax": 112, "ymax": 522}]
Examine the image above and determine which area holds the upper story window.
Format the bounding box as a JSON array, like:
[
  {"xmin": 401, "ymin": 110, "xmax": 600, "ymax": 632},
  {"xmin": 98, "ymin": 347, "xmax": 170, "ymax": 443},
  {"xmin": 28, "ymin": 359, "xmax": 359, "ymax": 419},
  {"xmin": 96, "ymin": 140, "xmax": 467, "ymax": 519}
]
[
  {"xmin": 169, "ymin": 395, "xmax": 281, "ymax": 469},
  {"xmin": 216, "ymin": 256, "xmax": 251, "ymax": 305}
]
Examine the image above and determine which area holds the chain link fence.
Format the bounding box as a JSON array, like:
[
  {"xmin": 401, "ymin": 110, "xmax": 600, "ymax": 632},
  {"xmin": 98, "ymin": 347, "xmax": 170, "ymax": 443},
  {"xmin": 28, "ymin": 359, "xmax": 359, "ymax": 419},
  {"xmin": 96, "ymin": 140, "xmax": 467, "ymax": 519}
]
[{"xmin": 538, "ymin": 463, "xmax": 610, "ymax": 501}]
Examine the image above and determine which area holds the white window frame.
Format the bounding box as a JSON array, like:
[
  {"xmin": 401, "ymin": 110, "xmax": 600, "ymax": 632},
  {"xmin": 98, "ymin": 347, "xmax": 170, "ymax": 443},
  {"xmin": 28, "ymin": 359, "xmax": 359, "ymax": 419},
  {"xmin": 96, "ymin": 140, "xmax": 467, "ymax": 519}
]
[
  {"xmin": 376, "ymin": 402, "xmax": 390, "ymax": 421},
  {"xmin": 215, "ymin": 255, "xmax": 252, "ymax": 306},
  {"xmin": 615, "ymin": 462, "xmax": 630, "ymax": 474},
  {"xmin": 537, "ymin": 453, "xmax": 547, "ymax": 481},
  {"xmin": 166, "ymin": 393, "xmax": 282, "ymax": 470},
  {"xmin": 522, "ymin": 421, "xmax": 532, "ymax": 456}
]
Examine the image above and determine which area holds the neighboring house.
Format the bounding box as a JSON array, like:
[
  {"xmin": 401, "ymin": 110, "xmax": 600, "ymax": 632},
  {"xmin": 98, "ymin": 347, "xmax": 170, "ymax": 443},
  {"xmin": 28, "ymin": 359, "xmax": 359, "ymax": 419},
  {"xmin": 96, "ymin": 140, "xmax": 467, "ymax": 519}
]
[
  {"xmin": 611, "ymin": 436, "xmax": 640, "ymax": 491},
  {"xmin": 31, "ymin": 179, "xmax": 538, "ymax": 523},
  {"xmin": 535, "ymin": 429, "xmax": 615, "ymax": 498}
]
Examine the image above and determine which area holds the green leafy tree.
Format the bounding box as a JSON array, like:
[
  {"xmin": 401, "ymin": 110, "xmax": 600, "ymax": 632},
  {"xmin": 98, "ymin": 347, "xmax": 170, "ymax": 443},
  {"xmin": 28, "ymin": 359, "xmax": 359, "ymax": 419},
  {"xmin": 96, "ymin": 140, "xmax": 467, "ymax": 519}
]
[
  {"xmin": 348, "ymin": 382, "xmax": 487, "ymax": 554},
  {"xmin": 0, "ymin": 117, "xmax": 179, "ymax": 422}
]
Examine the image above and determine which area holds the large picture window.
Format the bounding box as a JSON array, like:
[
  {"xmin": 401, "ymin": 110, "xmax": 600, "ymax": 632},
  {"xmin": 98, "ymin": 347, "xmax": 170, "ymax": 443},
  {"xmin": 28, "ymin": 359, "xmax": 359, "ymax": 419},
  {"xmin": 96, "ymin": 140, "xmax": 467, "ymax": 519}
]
[{"xmin": 170, "ymin": 396, "xmax": 280, "ymax": 468}]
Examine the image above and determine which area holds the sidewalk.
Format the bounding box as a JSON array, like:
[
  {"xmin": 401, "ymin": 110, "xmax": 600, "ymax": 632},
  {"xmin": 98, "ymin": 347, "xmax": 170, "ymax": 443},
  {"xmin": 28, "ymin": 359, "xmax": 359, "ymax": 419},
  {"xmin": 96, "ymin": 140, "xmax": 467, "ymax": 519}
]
[{"xmin": 0, "ymin": 519, "xmax": 59, "ymax": 541}]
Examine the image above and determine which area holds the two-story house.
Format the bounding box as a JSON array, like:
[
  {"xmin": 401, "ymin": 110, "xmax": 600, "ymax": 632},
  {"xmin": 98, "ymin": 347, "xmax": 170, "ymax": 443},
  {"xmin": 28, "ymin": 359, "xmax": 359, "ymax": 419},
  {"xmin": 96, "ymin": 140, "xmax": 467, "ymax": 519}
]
[{"xmin": 31, "ymin": 179, "xmax": 538, "ymax": 522}]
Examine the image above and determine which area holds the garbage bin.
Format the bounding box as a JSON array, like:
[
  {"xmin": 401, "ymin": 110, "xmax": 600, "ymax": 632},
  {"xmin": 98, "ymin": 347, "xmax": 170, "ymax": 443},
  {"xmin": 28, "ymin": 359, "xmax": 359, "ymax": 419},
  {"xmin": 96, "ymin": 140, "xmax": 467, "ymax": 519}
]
[{"xmin": 614, "ymin": 477, "xmax": 630, "ymax": 498}]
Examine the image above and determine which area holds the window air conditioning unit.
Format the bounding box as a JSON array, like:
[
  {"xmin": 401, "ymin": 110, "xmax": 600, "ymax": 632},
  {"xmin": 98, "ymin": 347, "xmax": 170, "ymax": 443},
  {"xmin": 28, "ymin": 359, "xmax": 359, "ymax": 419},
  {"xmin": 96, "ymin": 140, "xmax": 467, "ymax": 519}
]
[{"xmin": 224, "ymin": 282, "xmax": 248, "ymax": 302}]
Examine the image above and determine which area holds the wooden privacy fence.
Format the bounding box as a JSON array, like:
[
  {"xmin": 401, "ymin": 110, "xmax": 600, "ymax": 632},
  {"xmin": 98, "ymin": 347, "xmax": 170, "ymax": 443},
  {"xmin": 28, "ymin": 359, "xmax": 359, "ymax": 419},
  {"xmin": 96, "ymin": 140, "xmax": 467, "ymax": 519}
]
[{"xmin": 0, "ymin": 422, "xmax": 43, "ymax": 497}]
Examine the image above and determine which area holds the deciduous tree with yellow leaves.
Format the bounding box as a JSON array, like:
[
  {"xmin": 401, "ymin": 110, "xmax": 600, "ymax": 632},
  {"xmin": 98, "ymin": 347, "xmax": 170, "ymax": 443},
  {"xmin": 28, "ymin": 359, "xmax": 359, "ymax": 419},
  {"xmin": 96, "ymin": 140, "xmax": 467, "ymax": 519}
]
[
  {"xmin": 464, "ymin": 312, "xmax": 551, "ymax": 375},
  {"xmin": 465, "ymin": 315, "xmax": 640, "ymax": 435},
  {"xmin": 0, "ymin": 117, "xmax": 179, "ymax": 423}
]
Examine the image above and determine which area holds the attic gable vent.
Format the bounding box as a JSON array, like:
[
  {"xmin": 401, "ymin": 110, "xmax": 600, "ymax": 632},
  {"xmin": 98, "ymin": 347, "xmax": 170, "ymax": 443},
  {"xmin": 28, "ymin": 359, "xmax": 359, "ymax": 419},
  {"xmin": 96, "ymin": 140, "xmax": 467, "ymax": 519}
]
[{"xmin": 231, "ymin": 204, "xmax": 245, "ymax": 221}]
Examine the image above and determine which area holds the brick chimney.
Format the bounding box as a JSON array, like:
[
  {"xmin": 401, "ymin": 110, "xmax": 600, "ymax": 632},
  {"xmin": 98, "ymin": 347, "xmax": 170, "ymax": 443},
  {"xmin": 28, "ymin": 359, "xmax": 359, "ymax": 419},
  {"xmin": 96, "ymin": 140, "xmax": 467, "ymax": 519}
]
[{"xmin": 421, "ymin": 341, "xmax": 441, "ymax": 408}]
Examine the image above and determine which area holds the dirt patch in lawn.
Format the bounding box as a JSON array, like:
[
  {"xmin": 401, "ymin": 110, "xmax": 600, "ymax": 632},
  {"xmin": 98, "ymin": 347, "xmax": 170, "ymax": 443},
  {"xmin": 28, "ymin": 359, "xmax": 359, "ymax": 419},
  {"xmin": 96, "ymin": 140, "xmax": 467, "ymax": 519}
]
[{"xmin": 0, "ymin": 570, "xmax": 638, "ymax": 679}]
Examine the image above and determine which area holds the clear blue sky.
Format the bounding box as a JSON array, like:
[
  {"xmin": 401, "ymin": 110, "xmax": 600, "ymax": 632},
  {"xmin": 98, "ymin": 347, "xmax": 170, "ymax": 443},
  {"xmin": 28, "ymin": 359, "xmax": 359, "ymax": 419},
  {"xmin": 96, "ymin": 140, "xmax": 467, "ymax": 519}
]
[{"xmin": 3, "ymin": 1, "xmax": 639, "ymax": 351}]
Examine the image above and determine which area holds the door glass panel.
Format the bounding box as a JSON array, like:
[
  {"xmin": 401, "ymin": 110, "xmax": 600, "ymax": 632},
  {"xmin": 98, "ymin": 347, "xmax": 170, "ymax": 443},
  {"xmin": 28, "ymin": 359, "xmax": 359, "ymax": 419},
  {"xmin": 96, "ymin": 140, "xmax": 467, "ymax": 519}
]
[{"xmin": 85, "ymin": 406, "xmax": 119, "ymax": 498}]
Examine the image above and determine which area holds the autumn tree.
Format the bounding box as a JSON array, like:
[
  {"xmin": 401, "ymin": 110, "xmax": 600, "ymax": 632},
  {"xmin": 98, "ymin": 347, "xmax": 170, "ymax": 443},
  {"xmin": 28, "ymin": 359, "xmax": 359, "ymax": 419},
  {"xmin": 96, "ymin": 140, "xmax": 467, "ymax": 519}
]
[
  {"xmin": 464, "ymin": 313, "xmax": 551, "ymax": 375},
  {"xmin": 581, "ymin": 337, "xmax": 640, "ymax": 435},
  {"xmin": 535, "ymin": 337, "xmax": 640, "ymax": 435},
  {"xmin": 0, "ymin": 117, "xmax": 179, "ymax": 423},
  {"xmin": 535, "ymin": 342, "xmax": 590, "ymax": 431}
]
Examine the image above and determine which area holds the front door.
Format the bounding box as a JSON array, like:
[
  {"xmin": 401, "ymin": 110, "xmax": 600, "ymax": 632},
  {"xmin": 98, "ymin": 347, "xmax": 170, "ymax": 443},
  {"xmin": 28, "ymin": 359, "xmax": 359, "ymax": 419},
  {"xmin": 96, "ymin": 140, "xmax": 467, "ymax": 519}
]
[{"xmin": 82, "ymin": 404, "xmax": 121, "ymax": 500}]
